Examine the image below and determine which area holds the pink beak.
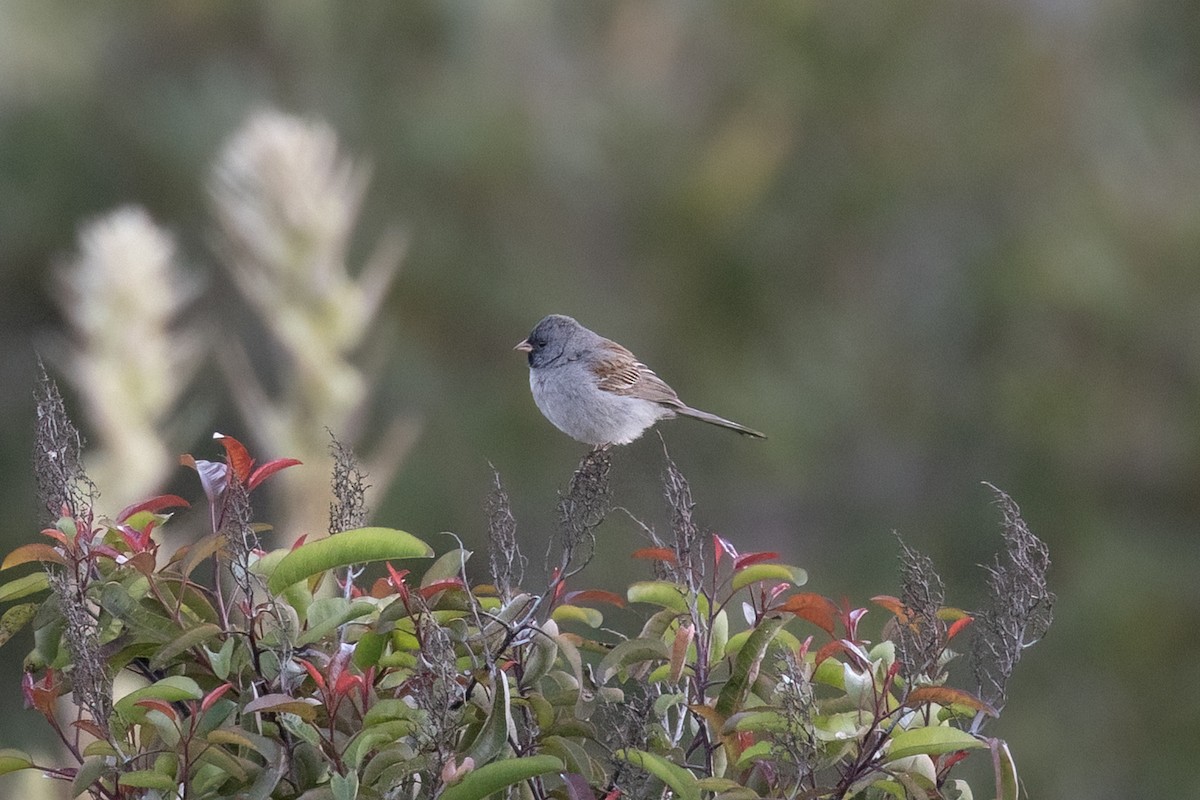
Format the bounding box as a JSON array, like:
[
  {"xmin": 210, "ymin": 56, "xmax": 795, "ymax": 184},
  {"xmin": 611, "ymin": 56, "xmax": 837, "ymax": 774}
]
[{"xmin": 514, "ymin": 339, "xmax": 533, "ymax": 353}]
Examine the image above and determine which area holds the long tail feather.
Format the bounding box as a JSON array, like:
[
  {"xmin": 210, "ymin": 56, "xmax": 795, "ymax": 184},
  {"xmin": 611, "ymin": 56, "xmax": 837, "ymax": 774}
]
[{"xmin": 676, "ymin": 406, "xmax": 766, "ymax": 439}]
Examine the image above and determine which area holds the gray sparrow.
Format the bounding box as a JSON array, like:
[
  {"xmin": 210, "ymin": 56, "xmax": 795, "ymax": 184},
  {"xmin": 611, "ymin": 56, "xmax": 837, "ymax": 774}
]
[{"xmin": 515, "ymin": 314, "xmax": 765, "ymax": 445}]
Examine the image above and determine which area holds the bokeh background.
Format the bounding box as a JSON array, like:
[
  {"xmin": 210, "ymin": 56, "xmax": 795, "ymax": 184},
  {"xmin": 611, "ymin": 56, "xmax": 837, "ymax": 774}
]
[{"xmin": 2, "ymin": 2, "xmax": 1198, "ymax": 797}]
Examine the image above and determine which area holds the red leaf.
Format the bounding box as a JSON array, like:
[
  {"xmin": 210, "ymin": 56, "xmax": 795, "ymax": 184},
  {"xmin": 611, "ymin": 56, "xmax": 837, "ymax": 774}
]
[
  {"xmin": 214, "ymin": 433, "xmax": 254, "ymax": 482},
  {"xmin": 386, "ymin": 563, "xmax": 411, "ymax": 602},
  {"xmin": 940, "ymin": 750, "xmax": 971, "ymax": 771},
  {"xmin": 946, "ymin": 616, "xmax": 974, "ymax": 640},
  {"xmin": 40, "ymin": 527, "xmax": 69, "ymax": 547},
  {"xmin": 871, "ymin": 595, "xmax": 906, "ymax": 618},
  {"xmin": 774, "ymin": 593, "xmax": 839, "ymax": 637},
  {"xmin": 71, "ymin": 719, "xmax": 108, "ymax": 740},
  {"xmin": 135, "ymin": 698, "xmax": 178, "ymax": 721},
  {"xmin": 125, "ymin": 551, "xmax": 158, "ymax": 577},
  {"xmin": 23, "ymin": 670, "xmax": 59, "ymax": 716},
  {"xmin": 561, "ymin": 773, "xmax": 595, "ymax": 800},
  {"xmin": 734, "ymin": 551, "xmax": 780, "ymax": 570},
  {"xmin": 333, "ymin": 669, "xmax": 361, "ymax": 700},
  {"xmin": 248, "ymin": 458, "xmax": 303, "ymax": 491},
  {"xmin": 813, "ymin": 638, "xmax": 871, "ymax": 669},
  {"xmin": 116, "ymin": 494, "xmax": 190, "ymax": 524},
  {"xmin": 291, "ymin": 533, "xmax": 309, "ymax": 550},
  {"xmin": 561, "ymin": 589, "xmax": 626, "ymax": 608},
  {"xmin": 297, "ymin": 658, "xmax": 326, "ymax": 692},
  {"xmin": 201, "ymin": 682, "xmax": 235, "ymax": 712},
  {"xmin": 843, "ymin": 606, "xmax": 869, "ymax": 640},
  {"xmin": 2, "ymin": 543, "xmax": 67, "ymax": 570},
  {"xmin": 418, "ymin": 578, "xmax": 466, "ymax": 599},
  {"xmin": 631, "ymin": 547, "xmax": 677, "ymax": 564},
  {"xmin": 906, "ymin": 686, "xmax": 998, "ymax": 717},
  {"xmin": 712, "ymin": 534, "xmax": 738, "ymax": 568}
]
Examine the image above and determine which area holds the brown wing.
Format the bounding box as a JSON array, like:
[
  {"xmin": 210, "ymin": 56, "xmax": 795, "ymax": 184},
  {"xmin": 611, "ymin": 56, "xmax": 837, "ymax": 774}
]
[{"xmin": 592, "ymin": 340, "xmax": 683, "ymax": 407}]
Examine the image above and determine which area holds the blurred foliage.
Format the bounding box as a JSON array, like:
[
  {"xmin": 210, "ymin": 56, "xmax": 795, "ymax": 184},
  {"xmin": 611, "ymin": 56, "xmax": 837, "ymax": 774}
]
[{"xmin": 1, "ymin": 2, "xmax": 1198, "ymax": 798}]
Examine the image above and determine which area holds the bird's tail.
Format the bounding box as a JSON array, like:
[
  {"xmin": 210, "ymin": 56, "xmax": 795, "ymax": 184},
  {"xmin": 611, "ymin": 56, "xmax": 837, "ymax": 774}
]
[{"xmin": 676, "ymin": 406, "xmax": 766, "ymax": 439}]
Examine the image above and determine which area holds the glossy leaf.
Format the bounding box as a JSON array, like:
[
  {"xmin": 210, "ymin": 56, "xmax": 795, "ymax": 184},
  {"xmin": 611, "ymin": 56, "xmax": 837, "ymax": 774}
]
[
  {"xmin": 1, "ymin": 543, "xmax": 66, "ymax": 570},
  {"xmin": 716, "ymin": 616, "xmax": 785, "ymax": 717},
  {"xmin": 597, "ymin": 637, "xmax": 669, "ymax": 683},
  {"xmin": 149, "ymin": 623, "xmax": 224, "ymax": 671},
  {"xmin": 119, "ymin": 769, "xmax": 177, "ymax": 790},
  {"xmin": 297, "ymin": 599, "xmax": 375, "ymax": 647},
  {"xmin": 437, "ymin": 754, "xmax": 564, "ymax": 800},
  {"xmin": 0, "ymin": 603, "xmax": 38, "ymax": 648},
  {"xmin": 0, "ymin": 572, "xmax": 49, "ymax": 603},
  {"xmin": 627, "ymin": 580, "xmax": 689, "ymax": 612},
  {"xmin": 420, "ymin": 547, "xmax": 471, "ymax": 586},
  {"xmin": 731, "ymin": 563, "xmax": 807, "ymax": 592},
  {"xmin": 613, "ymin": 748, "xmax": 700, "ymax": 800},
  {"xmin": 906, "ymin": 686, "xmax": 997, "ymax": 717},
  {"xmin": 551, "ymin": 604, "xmax": 603, "ymax": 628},
  {"xmin": 0, "ymin": 748, "xmax": 34, "ymax": 776},
  {"xmin": 775, "ymin": 592, "xmax": 839, "ymax": 636},
  {"xmin": 116, "ymin": 494, "xmax": 190, "ymax": 524},
  {"xmin": 115, "ymin": 676, "xmax": 202, "ymax": 721},
  {"xmin": 631, "ymin": 547, "xmax": 678, "ymax": 563},
  {"xmin": 464, "ymin": 670, "xmax": 514, "ymax": 766},
  {"xmin": 562, "ymin": 588, "xmax": 626, "ymax": 608},
  {"xmin": 993, "ymin": 738, "xmax": 1020, "ymax": 800},
  {"xmin": 266, "ymin": 527, "xmax": 433, "ymax": 594},
  {"xmin": 887, "ymin": 726, "xmax": 985, "ymax": 761},
  {"xmin": 243, "ymin": 693, "xmax": 321, "ymax": 721},
  {"xmin": 733, "ymin": 551, "xmax": 779, "ymax": 570},
  {"xmin": 247, "ymin": 457, "xmax": 303, "ymax": 490}
]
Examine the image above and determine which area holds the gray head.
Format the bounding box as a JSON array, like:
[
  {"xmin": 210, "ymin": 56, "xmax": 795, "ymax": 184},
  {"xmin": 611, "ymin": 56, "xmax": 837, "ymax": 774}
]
[{"xmin": 515, "ymin": 314, "xmax": 592, "ymax": 368}]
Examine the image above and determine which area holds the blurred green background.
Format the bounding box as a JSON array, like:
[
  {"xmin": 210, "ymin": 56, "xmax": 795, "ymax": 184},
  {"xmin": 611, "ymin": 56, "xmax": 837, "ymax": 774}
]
[{"xmin": 2, "ymin": 2, "xmax": 1198, "ymax": 797}]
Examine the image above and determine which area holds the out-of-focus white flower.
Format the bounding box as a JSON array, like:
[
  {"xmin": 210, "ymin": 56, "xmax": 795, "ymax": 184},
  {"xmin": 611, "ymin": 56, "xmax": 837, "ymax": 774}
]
[
  {"xmin": 57, "ymin": 206, "xmax": 203, "ymax": 506},
  {"xmin": 209, "ymin": 110, "xmax": 414, "ymax": 539}
]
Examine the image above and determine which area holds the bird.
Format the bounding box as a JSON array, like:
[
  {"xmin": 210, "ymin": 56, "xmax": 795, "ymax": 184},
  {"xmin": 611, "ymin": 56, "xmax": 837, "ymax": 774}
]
[{"xmin": 514, "ymin": 314, "xmax": 766, "ymax": 446}]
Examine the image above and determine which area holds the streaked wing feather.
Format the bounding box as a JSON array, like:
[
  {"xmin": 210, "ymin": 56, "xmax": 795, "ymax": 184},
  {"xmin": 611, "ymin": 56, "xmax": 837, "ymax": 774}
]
[{"xmin": 593, "ymin": 340, "xmax": 682, "ymax": 406}]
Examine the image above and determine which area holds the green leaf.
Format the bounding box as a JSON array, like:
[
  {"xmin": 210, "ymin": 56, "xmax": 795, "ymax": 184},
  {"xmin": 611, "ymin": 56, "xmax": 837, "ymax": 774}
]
[
  {"xmin": 0, "ymin": 748, "xmax": 34, "ymax": 776},
  {"xmin": 993, "ymin": 739, "xmax": 1019, "ymax": 800},
  {"xmin": 331, "ymin": 770, "xmax": 359, "ymax": 800},
  {"xmin": 353, "ymin": 630, "xmax": 388, "ymax": 669},
  {"xmin": 0, "ymin": 572, "xmax": 49, "ymax": 603},
  {"xmin": 596, "ymin": 637, "xmax": 669, "ymax": 684},
  {"xmin": 115, "ymin": 676, "xmax": 202, "ymax": 720},
  {"xmin": 242, "ymin": 694, "xmax": 321, "ymax": 721},
  {"xmin": 627, "ymin": 581, "xmax": 689, "ymax": 612},
  {"xmin": 71, "ymin": 756, "xmax": 108, "ymax": 797},
  {"xmin": 420, "ymin": 547, "xmax": 471, "ymax": 586},
  {"xmin": 550, "ymin": 604, "xmax": 603, "ymax": 628},
  {"xmin": 886, "ymin": 725, "xmax": 984, "ymax": 761},
  {"xmin": 437, "ymin": 755, "xmax": 563, "ymax": 800},
  {"xmin": 464, "ymin": 670, "xmax": 514, "ymax": 767},
  {"xmin": 716, "ymin": 616, "xmax": 785, "ymax": 717},
  {"xmin": 297, "ymin": 598, "xmax": 375, "ymax": 647},
  {"xmin": 0, "ymin": 603, "xmax": 39, "ymax": 648},
  {"xmin": 731, "ymin": 563, "xmax": 807, "ymax": 592},
  {"xmin": 733, "ymin": 740, "xmax": 774, "ymax": 769},
  {"xmin": 266, "ymin": 527, "xmax": 433, "ymax": 595},
  {"xmin": 613, "ymin": 748, "xmax": 700, "ymax": 800},
  {"xmin": 709, "ymin": 609, "xmax": 728, "ymax": 664},
  {"xmin": 149, "ymin": 623, "xmax": 224, "ymax": 671},
  {"xmin": 118, "ymin": 769, "xmax": 177, "ymax": 790},
  {"xmin": 98, "ymin": 582, "xmax": 179, "ymax": 643}
]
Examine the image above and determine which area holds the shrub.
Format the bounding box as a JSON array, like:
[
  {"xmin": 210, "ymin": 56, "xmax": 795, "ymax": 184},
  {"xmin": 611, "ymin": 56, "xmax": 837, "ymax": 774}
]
[{"xmin": 0, "ymin": 372, "xmax": 1051, "ymax": 799}]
